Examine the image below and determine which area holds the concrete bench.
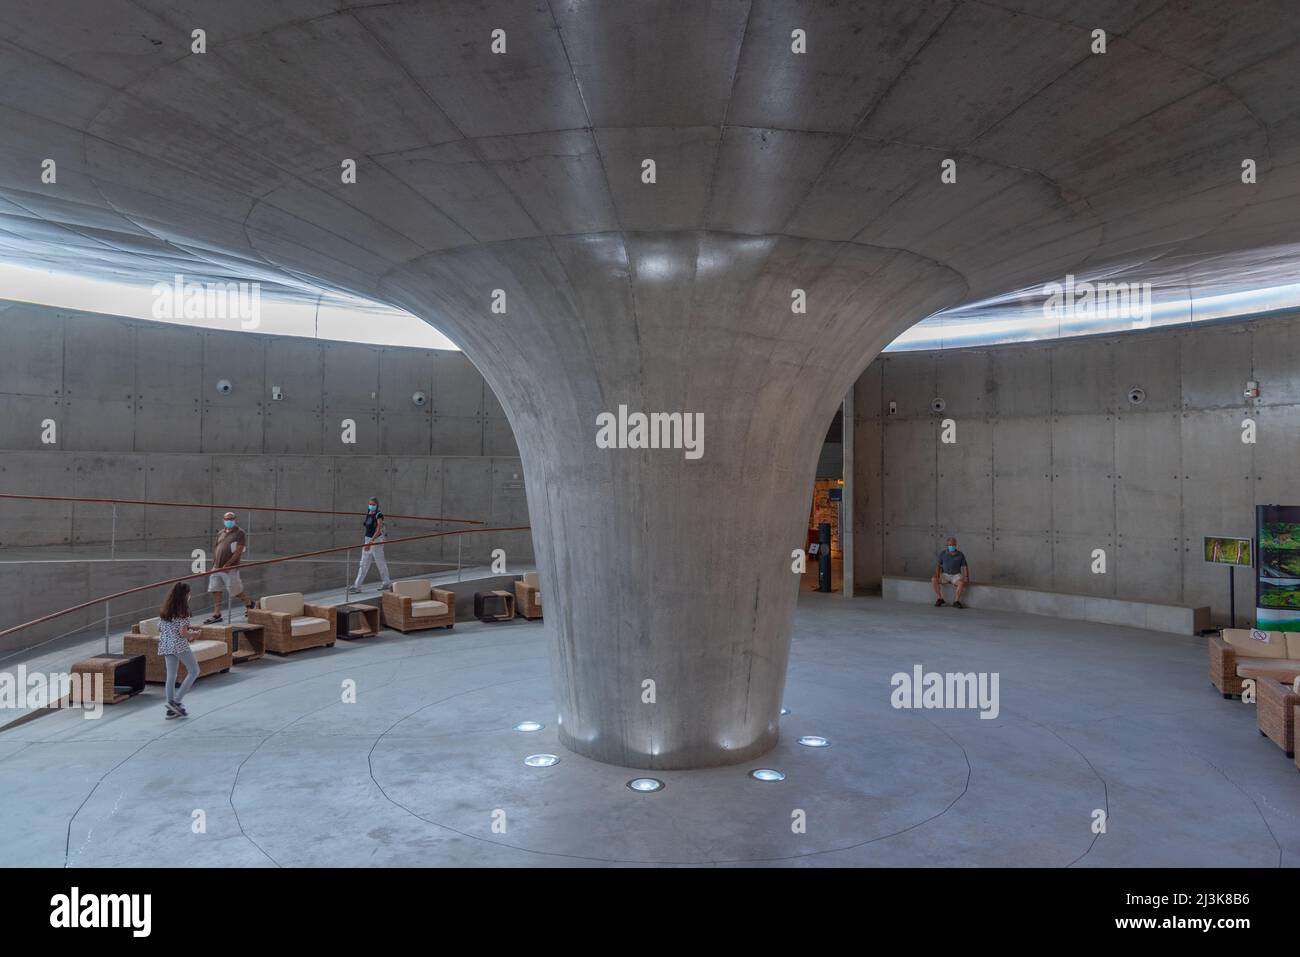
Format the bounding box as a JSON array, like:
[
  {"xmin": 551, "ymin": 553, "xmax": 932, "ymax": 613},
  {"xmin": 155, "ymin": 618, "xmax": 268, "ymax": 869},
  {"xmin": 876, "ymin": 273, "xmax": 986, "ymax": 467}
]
[{"xmin": 881, "ymin": 577, "xmax": 1211, "ymax": 635}]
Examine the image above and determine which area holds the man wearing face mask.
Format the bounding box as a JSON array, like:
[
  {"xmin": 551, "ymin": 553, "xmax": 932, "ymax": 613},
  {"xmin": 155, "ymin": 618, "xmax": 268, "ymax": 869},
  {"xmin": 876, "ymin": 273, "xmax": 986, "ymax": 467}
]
[
  {"xmin": 932, "ymin": 537, "xmax": 970, "ymax": 608},
  {"xmin": 352, "ymin": 496, "xmax": 394, "ymax": 592},
  {"xmin": 205, "ymin": 511, "xmax": 255, "ymax": 624}
]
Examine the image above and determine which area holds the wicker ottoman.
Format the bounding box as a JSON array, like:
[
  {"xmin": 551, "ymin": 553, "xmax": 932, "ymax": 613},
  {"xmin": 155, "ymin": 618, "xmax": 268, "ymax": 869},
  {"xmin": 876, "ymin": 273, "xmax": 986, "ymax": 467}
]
[
  {"xmin": 69, "ymin": 654, "xmax": 146, "ymax": 706},
  {"xmin": 1257, "ymin": 678, "xmax": 1299, "ymax": 757}
]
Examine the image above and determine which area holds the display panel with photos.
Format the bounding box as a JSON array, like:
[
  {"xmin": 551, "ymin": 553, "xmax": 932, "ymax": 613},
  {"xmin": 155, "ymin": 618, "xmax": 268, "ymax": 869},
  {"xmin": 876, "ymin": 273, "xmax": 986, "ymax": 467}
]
[
  {"xmin": 1257, "ymin": 505, "xmax": 1300, "ymax": 632},
  {"xmin": 1204, "ymin": 536, "xmax": 1252, "ymax": 566}
]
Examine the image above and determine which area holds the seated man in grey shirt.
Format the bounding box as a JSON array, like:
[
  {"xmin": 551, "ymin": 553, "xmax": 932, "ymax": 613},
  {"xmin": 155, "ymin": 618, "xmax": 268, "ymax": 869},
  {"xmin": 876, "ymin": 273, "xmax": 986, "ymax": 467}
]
[{"xmin": 932, "ymin": 537, "xmax": 970, "ymax": 608}]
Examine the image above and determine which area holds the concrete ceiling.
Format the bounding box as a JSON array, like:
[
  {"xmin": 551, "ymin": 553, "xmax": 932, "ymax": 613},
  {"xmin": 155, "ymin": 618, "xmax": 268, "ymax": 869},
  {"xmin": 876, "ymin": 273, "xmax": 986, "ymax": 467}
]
[{"xmin": 2, "ymin": 0, "xmax": 1298, "ymax": 318}]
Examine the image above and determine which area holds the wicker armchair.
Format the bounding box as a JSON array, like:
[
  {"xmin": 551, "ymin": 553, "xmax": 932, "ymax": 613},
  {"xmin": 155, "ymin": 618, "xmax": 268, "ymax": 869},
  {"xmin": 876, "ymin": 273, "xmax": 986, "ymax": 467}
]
[
  {"xmin": 1256, "ymin": 678, "xmax": 1300, "ymax": 757},
  {"xmin": 1208, "ymin": 634, "xmax": 1244, "ymax": 697},
  {"xmin": 1209, "ymin": 629, "xmax": 1300, "ymax": 698},
  {"xmin": 122, "ymin": 617, "xmax": 233, "ymax": 685},
  {"xmin": 514, "ymin": 572, "xmax": 542, "ymax": 620},
  {"xmin": 382, "ymin": 580, "xmax": 455, "ymax": 633},
  {"xmin": 246, "ymin": 593, "xmax": 336, "ymax": 655}
]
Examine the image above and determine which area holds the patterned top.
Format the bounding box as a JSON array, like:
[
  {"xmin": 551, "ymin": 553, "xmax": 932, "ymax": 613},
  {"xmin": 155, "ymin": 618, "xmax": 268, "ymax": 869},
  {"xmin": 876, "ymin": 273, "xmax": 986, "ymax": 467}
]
[{"xmin": 157, "ymin": 616, "xmax": 192, "ymax": 656}]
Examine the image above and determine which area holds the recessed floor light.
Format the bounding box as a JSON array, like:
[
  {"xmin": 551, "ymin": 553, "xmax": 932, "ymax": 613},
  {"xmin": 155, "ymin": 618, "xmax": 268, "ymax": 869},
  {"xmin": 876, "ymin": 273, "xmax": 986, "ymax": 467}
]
[
  {"xmin": 626, "ymin": 777, "xmax": 664, "ymax": 792},
  {"xmin": 513, "ymin": 720, "xmax": 544, "ymax": 732},
  {"xmin": 524, "ymin": 753, "xmax": 559, "ymax": 768},
  {"xmin": 798, "ymin": 735, "xmax": 830, "ymax": 748},
  {"xmin": 780, "ymin": 707, "xmax": 791, "ymax": 715},
  {"xmin": 749, "ymin": 768, "xmax": 785, "ymax": 782}
]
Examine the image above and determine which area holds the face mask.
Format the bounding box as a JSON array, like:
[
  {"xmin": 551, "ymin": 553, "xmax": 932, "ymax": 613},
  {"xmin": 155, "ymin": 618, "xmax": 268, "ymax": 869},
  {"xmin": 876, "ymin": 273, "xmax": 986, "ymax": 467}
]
[
  {"xmin": 367, "ymin": 504, "xmax": 377, "ymax": 512},
  {"xmin": 224, "ymin": 520, "xmax": 235, "ymax": 529},
  {"xmin": 947, "ymin": 545, "xmax": 956, "ymax": 552}
]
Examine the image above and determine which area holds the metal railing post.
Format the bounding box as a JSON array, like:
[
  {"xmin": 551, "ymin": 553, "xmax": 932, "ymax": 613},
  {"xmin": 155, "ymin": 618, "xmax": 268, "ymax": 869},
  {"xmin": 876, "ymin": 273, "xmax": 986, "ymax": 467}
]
[
  {"xmin": 110, "ymin": 504, "xmax": 117, "ymax": 561},
  {"xmin": 457, "ymin": 533, "xmax": 462, "ymax": 582},
  {"xmin": 104, "ymin": 601, "xmax": 110, "ymax": 655}
]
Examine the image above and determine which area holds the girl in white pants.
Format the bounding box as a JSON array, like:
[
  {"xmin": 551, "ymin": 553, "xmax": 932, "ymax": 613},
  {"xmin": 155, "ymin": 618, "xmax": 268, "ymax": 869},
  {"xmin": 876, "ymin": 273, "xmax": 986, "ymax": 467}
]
[{"xmin": 353, "ymin": 497, "xmax": 394, "ymax": 590}]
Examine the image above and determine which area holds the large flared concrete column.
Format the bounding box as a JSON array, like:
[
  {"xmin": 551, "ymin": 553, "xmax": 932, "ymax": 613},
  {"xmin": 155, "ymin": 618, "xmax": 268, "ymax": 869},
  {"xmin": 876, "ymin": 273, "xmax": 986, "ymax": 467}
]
[{"xmin": 387, "ymin": 232, "xmax": 963, "ymax": 768}]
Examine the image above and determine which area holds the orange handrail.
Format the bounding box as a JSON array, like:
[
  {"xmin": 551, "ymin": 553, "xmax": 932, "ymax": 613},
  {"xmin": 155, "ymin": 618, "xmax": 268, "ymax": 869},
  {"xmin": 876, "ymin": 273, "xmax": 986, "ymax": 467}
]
[
  {"xmin": 0, "ymin": 493, "xmax": 485, "ymax": 525},
  {"xmin": 0, "ymin": 524, "xmax": 530, "ymax": 641}
]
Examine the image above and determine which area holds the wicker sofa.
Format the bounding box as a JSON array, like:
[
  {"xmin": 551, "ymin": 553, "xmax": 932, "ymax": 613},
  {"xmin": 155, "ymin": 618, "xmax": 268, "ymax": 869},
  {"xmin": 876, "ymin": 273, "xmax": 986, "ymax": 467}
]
[
  {"xmin": 381, "ymin": 580, "xmax": 455, "ymax": 633},
  {"xmin": 1208, "ymin": 628, "xmax": 1300, "ymax": 697},
  {"xmin": 122, "ymin": 617, "xmax": 233, "ymax": 685},
  {"xmin": 246, "ymin": 593, "xmax": 336, "ymax": 655},
  {"xmin": 514, "ymin": 572, "xmax": 542, "ymax": 620}
]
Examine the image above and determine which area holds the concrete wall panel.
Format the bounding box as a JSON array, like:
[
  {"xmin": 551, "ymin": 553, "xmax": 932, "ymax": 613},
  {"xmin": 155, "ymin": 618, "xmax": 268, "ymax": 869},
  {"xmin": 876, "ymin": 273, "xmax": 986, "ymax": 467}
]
[
  {"xmin": 1114, "ymin": 411, "xmax": 1181, "ymax": 538},
  {"xmin": 65, "ymin": 320, "xmax": 135, "ymax": 402},
  {"xmin": 202, "ymin": 332, "xmax": 264, "ymax": 408},
  {"xmin": 991, "ymin": 345, "xmax": 1050, "ymax": 417},
  {"xmin": 1050, "ymin": 339, "xmax": 1112, "ymax": 414},
  {"xmin": 433, "ymin": 353, "xmax": 484, "ymax": 416},
  {"xmin": 0, "ymin": 452, "xmax": 74, "ymax": 546},
  {"xmin": 379, "ymin": 412, "xmax": 432, "ymax": 456},
  {"xmin": 136, "ymin": 324, "xmax": 204, "ymax": 404},
  {"xmin": 1113, "ymin": 334, "xmax": 1180, "ymax": 412},
  {"xmin": 65, "ymin": 399, "xmax": 137, "ymax": 452},
  {"xmin": 201, "ymin": 407, "xmax": 264, "ymax": 453},
  {"xmin": 211, "ymin": 455, "xmax": 276, "ymax": 514},
  {"xmin": 1052, "ymin": 533, "xmax": 1116, "ymax": 596},
  {"xmin": 1181, "ymin": 326, "xmax": 1251, "ymax": 410},
  {"xmin": 378, "ymin": 348, "xmax": 433, "ymax": 412},
  {"xmin": 322, "ymin": 342, "xmax": 380, "ymax": 412},
  {"xmin": 274, "ymin": 455, "xmax": 335, "ymax": 552},
  {"xmin": 1253, "ymin": 404, "xmax": 1300, "ymax": 506},
  {"xmin": 0, "ymin": 304, "xmax": 63, "ymax": 396},
  {"xmin": 854, "ymin": 415, "xmax": 883, "ymax": 529},
  {"xmin": 491, "ymin": 458, "xmax": 531, "ymax": 526},
  {"xmin": 853, "ymin": 358, "xmax": 883, "ymax": 419},
  {"xmin": 1180, "ymin": 409, "xmax": 1253, "ymax": 536},
  {"xmin": 266, "ymin": 338, "xmax": 324, "ymax": 410},
  {"xmin": 935, "ymin": 350, "xmax": 993, "ymax": 418},
  {"xmin": 936, "ymin": 418, "xmax": 992, "ymax": 533},
  {"xmin": 323, "ymin": 412, "xmax": 379, "ymax": 455},
  {"xmin": 432, "ymin": 415, "xmax": 484, "ymax": 456},
  {"xmin": 1251, "ymin": 317, "xmax": 1300, "ymax": 407},
  {"xmin": 72, "ymin": 454, "xmax": 147, "ymax": 545},
  {"xmin": 1115, "ymin": 535, "xmax": 1182, "ymax": 604},
  {"xmin": 484, "ymin": 417, "xmax": 518, "ymax": 456},
  {"xmin": 1050, "ymin": 414, "xmax": 1114, "ymax": 536},
  {"xmin": 882, "ymin": 525, "xmax": 938, "ymax": 579},
  {"xmin": 134, "ymin": 402, "xmax": 202, "ymax": 453},
  {"xmin": 143, "ymin": 454, "xmax": 212, "ymax": 551},
  {"xmin": 880, "ymin": 353, "xmax": 937, "ymax": 419},
  {"xmin": 0, "ymin": 396, "xmax": 65, "ymax": 450},
  {"xmin": 992, "ymin": 532, "xmax": 1052, "ymax": 588},
  {"xmin": 442, "ymin": 457, "xmax": 492, "ymax": 562},
  {"xmin": 882, "ymin": 419, "xmax": 935, "ymax": 527},
  {"xmin": 264, "ymin": 408, "xmax": 324, "ymax": 455},
  {"xmin": 992, "ymin": 417, "xmax": 1051, "ymax": 532}
]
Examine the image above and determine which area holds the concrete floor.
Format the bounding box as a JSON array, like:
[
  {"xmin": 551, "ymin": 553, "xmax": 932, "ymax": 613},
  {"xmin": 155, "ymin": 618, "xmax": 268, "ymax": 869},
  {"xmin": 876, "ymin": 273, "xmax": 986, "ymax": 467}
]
[{"xmin": 2, "ymin": 593, "xmax": 1296, "ymax": 868}]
